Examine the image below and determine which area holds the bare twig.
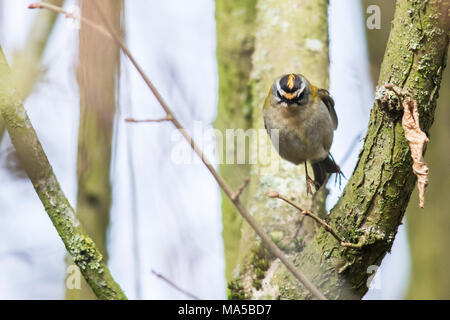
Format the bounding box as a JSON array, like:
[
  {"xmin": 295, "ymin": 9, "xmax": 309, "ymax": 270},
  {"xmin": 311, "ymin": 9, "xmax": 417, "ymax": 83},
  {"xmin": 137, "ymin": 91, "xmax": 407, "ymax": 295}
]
[
  {"xmin": 28, "ymin": 2, "xmax": 112, "ymax": 39},
  {"xmin": 28, "ymin": 2, "xmax": 328, "ymax": 300},
  {"xmin": 151, "ymin": 270, "xmax": 200, "ymax": 300},
  {"xmin": 384, "ymin": 83, "xmax": 429, "ymax": 208},
  {"xmin": 231, "ymin": 178, "xmax": 250, "ymax": 201},
  {"xmin": 268, "ymin": 191, "xmax": 362, "ymax": 249},
  {"xmin": 125, "ymin": 116, "xmax": 173, "ymax": 123}
]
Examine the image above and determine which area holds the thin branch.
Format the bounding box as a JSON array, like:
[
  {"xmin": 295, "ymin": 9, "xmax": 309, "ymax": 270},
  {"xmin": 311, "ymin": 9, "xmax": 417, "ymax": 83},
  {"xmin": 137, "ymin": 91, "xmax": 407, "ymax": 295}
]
[
  {"xmin": 28, "ymin": 2, "xmax": 112, "ymax": 40},
  {"xmin": 125, "ymin": 116, "xmax": 173, "ymax": 123},
  {"xmin": 28, "ymin": 2, "xmax": 328, "ymax": 300},
  {"xmin": 151, "ymin": 270, "xmax": 200, "ymax": 300},
  {"xmin": 268, "ymin": 191, "xmax": 362, "ymax": 249},
  {"xmin": 231, "ymin": 178, "xmax": 250, "ymax": 201}
]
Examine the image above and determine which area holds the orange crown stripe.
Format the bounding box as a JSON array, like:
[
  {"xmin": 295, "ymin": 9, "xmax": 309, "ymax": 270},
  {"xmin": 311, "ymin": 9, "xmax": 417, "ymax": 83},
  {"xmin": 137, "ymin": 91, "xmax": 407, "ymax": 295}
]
[{"xmin": 287, "ymin": 74, "xmax": 295, "ymax": 90}]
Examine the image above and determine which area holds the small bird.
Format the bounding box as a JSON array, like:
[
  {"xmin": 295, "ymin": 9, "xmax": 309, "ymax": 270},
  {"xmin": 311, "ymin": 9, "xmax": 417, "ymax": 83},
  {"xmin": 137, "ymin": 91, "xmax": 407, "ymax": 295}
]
[{"xmin": 263, "ymin": 73, "xmax": 341, "ymax": 193}]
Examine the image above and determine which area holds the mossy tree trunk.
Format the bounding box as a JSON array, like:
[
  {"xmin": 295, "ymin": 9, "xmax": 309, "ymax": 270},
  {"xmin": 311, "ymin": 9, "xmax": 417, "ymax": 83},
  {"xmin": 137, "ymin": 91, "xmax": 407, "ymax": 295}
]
[
  {"xmin": 232, "ymin": 0, "xmax": 330, "ymax": 299},
  {"xmin": 231, "ymin": 0, "xmax": 448, "ymax": 300},
  {"xmin": 215, "ymin": 0, "xmax": 257, "ymax": 284},
  {"xmin": 66, "ymin": 0, "xmax": 122, "ymax": 300}
]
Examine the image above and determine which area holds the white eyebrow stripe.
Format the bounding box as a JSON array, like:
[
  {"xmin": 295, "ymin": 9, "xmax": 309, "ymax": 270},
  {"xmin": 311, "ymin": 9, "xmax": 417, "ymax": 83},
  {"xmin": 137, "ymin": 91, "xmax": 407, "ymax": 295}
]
[
  {"xmin": 276, "ymin": 77, "xmax": 306, "ymax": 99},
  {"xmin": 297, "ymin": 81, "xmax": 306, "ymax": 95},
  {"xmin": 276, "ymin": 79, "xmax": 282, "ymax": 94}
]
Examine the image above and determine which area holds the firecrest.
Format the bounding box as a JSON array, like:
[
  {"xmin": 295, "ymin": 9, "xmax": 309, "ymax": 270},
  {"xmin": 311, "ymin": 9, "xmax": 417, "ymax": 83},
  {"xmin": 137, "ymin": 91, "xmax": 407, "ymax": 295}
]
[{"xmin": 263, "ymin": 73, "xmax": 341, "ymax": 191}]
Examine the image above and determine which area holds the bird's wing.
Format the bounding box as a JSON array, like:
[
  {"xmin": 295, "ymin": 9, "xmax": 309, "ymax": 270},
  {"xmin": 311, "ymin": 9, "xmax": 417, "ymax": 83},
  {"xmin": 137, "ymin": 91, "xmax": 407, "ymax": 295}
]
[{"xmin": 317, "ymin": 88, "xmax": 338, "ymax": 130}]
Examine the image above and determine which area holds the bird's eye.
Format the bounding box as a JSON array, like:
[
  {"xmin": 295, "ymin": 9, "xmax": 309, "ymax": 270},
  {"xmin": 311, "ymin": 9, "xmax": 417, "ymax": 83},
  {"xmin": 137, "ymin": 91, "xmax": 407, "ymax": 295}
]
[
  {"xmin": 276, "ymin": 90, "xmax": 282, "ymax": 99},
  {"xmin": 297, "ymin": 90, "xmax": 305, "ymax": 102}
]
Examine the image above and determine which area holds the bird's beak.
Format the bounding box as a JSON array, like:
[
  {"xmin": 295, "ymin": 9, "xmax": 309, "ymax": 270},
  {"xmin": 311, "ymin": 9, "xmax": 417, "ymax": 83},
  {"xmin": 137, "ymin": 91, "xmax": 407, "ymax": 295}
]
[{"xmin": 283, "ymin": 92, "xmax": 297, "ymax": 100}]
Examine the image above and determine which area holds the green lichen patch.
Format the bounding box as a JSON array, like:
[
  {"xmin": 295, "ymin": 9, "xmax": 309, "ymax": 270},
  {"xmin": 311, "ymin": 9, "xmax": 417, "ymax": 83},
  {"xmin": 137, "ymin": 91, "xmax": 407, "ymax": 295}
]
[
  {"xmin": 228, "ymin": 279, "xmax": 246, "ymax": 300},
  {"xmin": 68, "ymin": 234, "xmax": 104, "ymax": 273}
]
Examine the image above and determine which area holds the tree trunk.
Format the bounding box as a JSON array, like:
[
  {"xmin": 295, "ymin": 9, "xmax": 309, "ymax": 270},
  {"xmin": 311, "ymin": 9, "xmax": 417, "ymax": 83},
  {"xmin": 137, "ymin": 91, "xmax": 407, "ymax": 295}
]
[
  {"xmin": 215, "ymin": 0, "xmax": 257, "ymax": 284},
  {"xmin": 66, "ymin": 0, "xmax": 122, "ymax": 300},
  {"xmin": 231, "ymin": 0, "xmax": 330, "ymax": 299}
]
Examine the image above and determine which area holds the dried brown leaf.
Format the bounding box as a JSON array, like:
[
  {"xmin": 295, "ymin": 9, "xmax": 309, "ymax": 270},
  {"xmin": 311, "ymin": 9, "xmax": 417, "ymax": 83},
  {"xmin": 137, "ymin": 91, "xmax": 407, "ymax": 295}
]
[
  {"xmin": 384, "ymin": 84, "xmax": 429, "ymax": 208},
  {"xmin": 402, "ymin": 96, "xmax": 429, "ymax": 208}
]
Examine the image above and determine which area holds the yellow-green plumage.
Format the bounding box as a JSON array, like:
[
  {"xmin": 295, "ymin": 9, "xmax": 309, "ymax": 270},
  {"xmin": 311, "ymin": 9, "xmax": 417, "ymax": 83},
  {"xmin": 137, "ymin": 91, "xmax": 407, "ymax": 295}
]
[{"xmin": 263, "ymin": 73, "xmax": 340, "ymax": 186}]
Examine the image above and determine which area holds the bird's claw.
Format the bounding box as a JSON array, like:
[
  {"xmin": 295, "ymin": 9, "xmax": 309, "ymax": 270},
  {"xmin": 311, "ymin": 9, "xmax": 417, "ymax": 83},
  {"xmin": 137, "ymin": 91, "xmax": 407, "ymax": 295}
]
[{"xmin": 305, "ymin": 176, "xmax": 320, "ymax": 195}]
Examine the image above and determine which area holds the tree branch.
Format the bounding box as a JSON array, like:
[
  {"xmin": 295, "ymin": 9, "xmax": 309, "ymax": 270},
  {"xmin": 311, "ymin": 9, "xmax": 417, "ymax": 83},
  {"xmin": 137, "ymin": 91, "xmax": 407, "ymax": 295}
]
[
  {"xmin": 268, "ymin": 191, "xmax": 362, "ymax": 249},
  {"xmin": 0, "ymin": 48, "xmax": 126, "ymax": 300},
  {"xmin": 125, "ymin": 116, "xmax": 173, "ymax": 123},
  {"xmin": 231, "ymin": 178, "xmax": 250, "ymax": 201},
  {"xmin": 151, "ymin": 270, "xmax": 200, "ymax": 300}
]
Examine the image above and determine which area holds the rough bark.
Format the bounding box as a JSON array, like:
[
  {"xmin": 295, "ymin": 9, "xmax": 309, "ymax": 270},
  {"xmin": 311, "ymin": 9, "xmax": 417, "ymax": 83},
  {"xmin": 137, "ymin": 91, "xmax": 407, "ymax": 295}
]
[
  {"xmin": 0, "ymin": 0, "xmax": 64, "ymax": 144},
  {"xmin": 0, "ymin": 47, "xmax": 126, "ymax": 300},
  {"xmin": 66, "ymin": 0, "xmax": 122, "ymax": 300},
  {"xmin": 279, "ymin": 0, "xmax": 448, "ymax": 299},
  {"xmin": 232, "ymin": 0, "xmax": 330, "ymax": 299},
  {"xmin": 215, "ymin": 0, "xmax": 257, "ymax": 284}
]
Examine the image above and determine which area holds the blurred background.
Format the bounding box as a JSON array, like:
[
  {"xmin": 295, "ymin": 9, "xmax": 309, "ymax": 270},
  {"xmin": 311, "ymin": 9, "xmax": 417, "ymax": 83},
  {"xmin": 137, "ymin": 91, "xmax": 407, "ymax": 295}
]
[{"xmin": 0, "ymin": 0, "xmax": 448, "ymax": 299}]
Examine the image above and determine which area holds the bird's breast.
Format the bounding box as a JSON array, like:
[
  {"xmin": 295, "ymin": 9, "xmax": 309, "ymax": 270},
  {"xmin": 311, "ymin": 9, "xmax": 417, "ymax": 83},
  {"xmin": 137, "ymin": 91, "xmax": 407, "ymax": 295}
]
[{"xmin": 263, "ymin": 100, "xmax": 333, "ymax": 164}]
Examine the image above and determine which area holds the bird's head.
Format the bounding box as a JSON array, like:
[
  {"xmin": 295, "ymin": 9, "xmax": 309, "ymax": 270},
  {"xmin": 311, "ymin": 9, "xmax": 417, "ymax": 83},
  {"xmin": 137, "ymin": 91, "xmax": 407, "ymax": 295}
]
[{"xmin": 270, "ymin": 73, "xmax": 312, "ymax": 108}]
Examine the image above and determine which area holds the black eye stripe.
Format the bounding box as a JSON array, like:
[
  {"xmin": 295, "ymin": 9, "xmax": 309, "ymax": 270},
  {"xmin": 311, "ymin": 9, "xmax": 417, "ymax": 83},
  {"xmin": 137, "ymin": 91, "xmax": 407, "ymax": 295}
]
[
  {"xmin": 297, "ymin": 90, "xmax": 305, "ymax": 100},
  {"xmin": 276, "ymin": 90, "xmax": 282, "ymax": 98}
]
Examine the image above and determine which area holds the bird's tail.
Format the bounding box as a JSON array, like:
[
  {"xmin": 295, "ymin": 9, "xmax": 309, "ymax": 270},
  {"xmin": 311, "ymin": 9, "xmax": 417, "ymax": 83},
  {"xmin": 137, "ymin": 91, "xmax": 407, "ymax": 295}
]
[{"xmin": 312, "ymin": 155, "xmax": 342, "ymax": 188}]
